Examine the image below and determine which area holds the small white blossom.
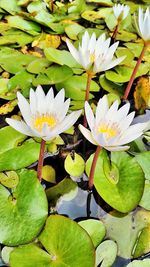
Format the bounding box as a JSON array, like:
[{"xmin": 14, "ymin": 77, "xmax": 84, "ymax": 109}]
[
  {"xmin": 79, "ymin": 95, "xmax": 146, "ymax": 151},
  {"xmin": 135, "ymin": 7, "xmax": 150, "ymax": 42},
  {"xmin": 6, "ymin": 86, "xmax": 82, "ymax": 141},
  {"xmin": 66, "ymin": 31, "xmax": 125, "ymax": 74},
  {"xmin": 113, "ymin": 4, "xmax": 130, "ymax": 21}
]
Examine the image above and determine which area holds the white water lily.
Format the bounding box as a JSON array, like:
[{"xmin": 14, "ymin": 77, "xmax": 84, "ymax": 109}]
[
  {"xmin": 113, "ymin": 4, "xmax": 130, "ymax": 21},
  {"xmin": 6, "ymin": 86, "xmax": 82, "ymax": 141},
  {"xmin": 79, "ymin": 95, "xmax": 146, "ymax": 151},
  {"xmin": 135, "ymin": 7, "xmax": 150, "ymax": 42},
  {"xmin": 66, "ymin": 31, "xmax": 125, "ymax": 74}
]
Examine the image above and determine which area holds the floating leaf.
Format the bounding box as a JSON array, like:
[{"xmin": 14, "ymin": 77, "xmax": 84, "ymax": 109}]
[
  {"xmin": 42, "ymin": 165, "xmax": 56, "ymax": 183},
  {"xmin": 65, "ymin": 23, "xmax": 84, "ymax": 40},
  {"xmin": 0, "ymin": 78, "xmax": 9, "ymax": 94},
  {"xmin": 134, "ymin": 77, "xmax": 150, "ymax": 111},
  {"xmin": 136, "ymin": 151, "xmax": 150, "ymax": 180},
  {"xmin": 116, "ymin": 30, "xmax": 137, "ymax": 42},
  {"xmin": 127, "ymin": 259, "xmax": 150, "ymax": 267},
  {"xmin": 0, "ymin": 140, "xmax": 40, "ymax": 171},
  {"xmin": 0, "ymin": 0, "xmax": 21, "ymax": 15},
  {"xmin": 0, "ymin": 171, "xmax": 19, "ymax": 188},
  {"xmin": 56, "ymin": 75, "xmax": 99, "ymax": 100},
  {"xmin": 6, "ymin": 15, "xmax": 41, "ymax": 36},
  {"xmin": 139, "ymin": 180, "xmax": 150, "ymax": 210},
  {"xmin": 65, "ymin": 152, "xmax": 85, "ymax": 177},
  {"xmin": 79, "ymin": 219, "xmax": 106, "ymax": 248},
  {"xmin": 0, "ymin": 126, "xmax": 26, "ymax": 154},
  {"xmin": 1, "ymin": 247, "xmax": 14, "ymax": 265},
  {"xmin": 95, "ymin": 240, "xmax": 117, "ymax": 267},
  {"xmin": 10, "ymin": 215, "xmax": 95, "ymax": 267},
  {"xmin": 116, "ymin": 47, "xmax": 135, "ymax": 66},
  {"xmin": 86, "ymin": 150, "xmax": 145, "ymax": 213},
  {"xmin": 103, "ymin": 209, "xmax": 150, "ymax": 259},
  {"xmin": 81, "ymin": 11, "xmax": 102, "ymax": 24},
  {"xmin": 0, "ymin": 30, "xmax": 33, "ymax": 47},
  {"xmin": 46, "ymin": 178, "xmax": 77, "ymax": 204},
  {"xmin": 27, "ymin": 58, "xmax": 51, "ymax": 74},
  {"xmin": 0, "ymin": 169, "xmax": 48, "ymax": 246},
  {"xmin": 86, "ymin": 0, "xmax": 113, "ymax": 6},
  {"xmin": 99, "ymin": 75, "xmax": 124, "ymax": 96},
  {"xmin": 44, "ymin": 47, "xmax": 81, "ymax": 68}
]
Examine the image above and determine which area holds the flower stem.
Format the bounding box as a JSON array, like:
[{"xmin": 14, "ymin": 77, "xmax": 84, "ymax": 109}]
[
  {"xmin": 37, "ymin": 139, "xmax": 46, "ymax": 182},
  {"xmin": 123, "ymin": 42, "xmax": 148, "ymax": 100},
  {"xmin": 83, "ymin": 72, "xmax": 93, "ymax": 127},
  {"xmin": 112, "ymin": 24, "xmax": 119, "ymax": 42},
  {"xmin": 88, "ymin": 146, "xmax": 102, "ymax": 190}
]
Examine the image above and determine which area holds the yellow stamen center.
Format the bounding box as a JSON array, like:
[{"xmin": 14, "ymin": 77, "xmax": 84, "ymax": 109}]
[
  {"xmin": 90, "ymin": 53, "xmax": 95, "ymax": 63},
  {"xmin": 97, "ymin": 123, "xmax": 119, "ymax": 139},
  {"xmin": 34, "ymin": 114, "xmax": 57, "ymax": 132}
]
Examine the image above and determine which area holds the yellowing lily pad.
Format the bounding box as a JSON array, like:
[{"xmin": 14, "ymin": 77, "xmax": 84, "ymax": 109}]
[
  {"xmin": 96, "ymin": 240, "xmax": 117, "ymax": 267},
  {"xmin": 0, "ymin": 171, "xmax": 19, "ymax": 188},
  {"xmin": 0, "ymin": 169, "xmax": 48, "ymax": 245},
  {"xmin": 64, "ymin": 152, "xmax": 85, "ymax": 177}
]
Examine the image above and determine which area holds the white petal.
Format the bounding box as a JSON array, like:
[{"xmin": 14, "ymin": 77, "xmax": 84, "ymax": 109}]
[
  {"xmin": 35, "ymin": 85, "xmax": 46, "ymax": 114},
  {"xmin": 95, "ymin": 95, "xmax": 109, "ymax": 125},
  {"xmin": 57, "ymin": 98, "xmax": 70, "ymax": 121},
  {"xmin": 52, "ymin": 110, "xmax": 82, "ymax": 136},
  {"xmin": 17, "ymin": 92, "xmax": 32, "ymax": 125},
  {"xmin": 105, "ymin": 145, "xmax": 130, "ymax": 151},
  {"xmin": 105, "ymin": 100, "xmax": 119, "ymax": 121},
  {"xmin": 66, "ymin": 39, "xmax": 80, "ymax": 64},
  {"xmin": 81, "ymin": 31, "xmax": 90, "ymax": 51},
  {"xmin": 6, "ymin": 118, "xmax": 34, "ymax": 137},
  {"xmin": 117, "ymin": 123, "xmax": 146, "ymax": 145},
  {"xmin": 102, "ymin": 56, "xmax": 125, "ymax": 71},
  {"xmin": 88, "ymin": 32, "xmax": 96, "ymax": 54},
  {"xmin": 29, "ymin": 88, "xmax": 37, "ymax": 115},
  {"xmin": 84, "ymin": 101, "xmax": 95, "ymax": 130},
  {"xmin": 79, "ymin": 124, "xmax": 97, "ymax": 145},
  {"xmin": 115, "ymin": 102, "xmax": 130, "ymax": 122}
]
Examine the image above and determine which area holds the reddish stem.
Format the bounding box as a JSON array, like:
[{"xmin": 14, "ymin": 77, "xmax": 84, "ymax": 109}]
[
  {"xmin": 112, "ymin": 24, "xmax": 119, "ymax": 42},
  {"xmin": 88, "ymin": 146, "xmax": 102, "ymax": 190},
  {"xmin": 123, "ymin": 42, "xmax": 148, "ymax": 100},
  {"xmin": 37, "ymin": 139, "xmax": 46, "ymax": 182},
  {"xmin": 83, "ymin": 72, "xmax": 93, "ymax": 127}
]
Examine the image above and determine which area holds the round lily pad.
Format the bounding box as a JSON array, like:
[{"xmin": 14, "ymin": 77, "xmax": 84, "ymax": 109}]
[
  {"xmin": 96, "ymin": 240, "xmax": 117, "ymax": 267},
  {"xmin": 86, "ymin": 150, "xmax": 145, "ymax": 213},
  {"xmin": 10, "ymin": 215, "xmax": 95, "ymax": 267},
  {"xmin": 0, "ymin": 169, "xmax": 48, "ymax": 246}
]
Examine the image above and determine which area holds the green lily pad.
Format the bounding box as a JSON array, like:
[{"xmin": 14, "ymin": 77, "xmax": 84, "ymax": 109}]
[
  {"xmin": 0, "ymin": 0, "xmax": 21, "ymax": 15},
  {"xmin": 79, "ymin": 219, "xmax": 106, "ymax": 248},
  {"xmin": 0, "ymin": 47, "xmax": 37, "ymax": 74},
  {"xmin": 27, "ymin": 58, "xmax": 51, "ymax": 74},
  {"xmin": 0, "ymin": 78, "xmax": 9, "ymax": 95},
  {"xmin": 0, "ymin": 140, "xmax": 40, "ymax": 171},
  {"xmin": 86, "ymin": 0, "xmax": 113, "ymax": 6},
  {"xmin": 0, "ymin": 168, "xmax": 48, "ymax": 246},
  {"xmin": 6, "ymin": 15, "xmax": 41, "ymax": 36},
  {"xmin": 139, "ymin": 180, "xmax": 150, "ymax": 210},
  {"xmin": 8, "ymin": 70, "xmax": 34, "ymax": 97},
  {"xmin": 99, "ymin": 75, "xmax": 124, "ymax": 96},
  {"xmin": 106, "ymin": 62, "xmax": 150, "ymax": 83},
  {"xmin": 116, "ymin": 47, "xmax": 135, "ymax": 66},
  {"xmin": 44, "ymin": 47, "xmax": 81, "ymax": 68},
  {"xmin": 103, "ymin": 209, "xmax": 150, "ymax": 259},
  {"xmin": 135, "ymin": 152, "xmax": 150, "ymax": 180},
  {"xmin": 42, "ymin": 165, "xmax": 56, "ymax": 183},
  {"xmin": 0, "ymin": 126, "xmax": 26, "ymax": 154},
  {"xmin": 81, "ymin": 11, "xmax": 103, "ymax": 24},
  {"xmin": 0, "ymin": 171, "xmax": 19, "ymax": 188},
  {"xmin": 116, "ymin": 30, "xmax": 137, "ymax": 42},
  {"xmin": 56, "ymin": 75, "xmax": 99, "ymax": 100},
  {"xmin": 95, "ymin": 240, "xmax": 117, "ymax": 267},
  {"xmin": 0, "ymin": 30, "xmax": 33, "ymax": 47},
  {"xmin": 64, "ymin": 152, "xmax": 85, "ymax": 177},
  {"xmin": 46, "ymin": 178, "xmax": 77, "ymax": 204},
  {"xmin": 86, "ymin": 150, "xmax": 145, "ymax": 213},
  {"xmin": 27, "ymin": 1, "xmax": 55, "ymax": 27},
  {"xmin": 65, "ymin": 24, "xmax": 84, "ymax": 40},
  {"xmin": 10, "ymin": 215, "xmax": 95, "ymax": 266}
]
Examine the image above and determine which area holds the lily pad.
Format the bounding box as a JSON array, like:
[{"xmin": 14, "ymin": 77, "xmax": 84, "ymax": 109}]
[
  {"xmin": 127, "ymin": 259, "xmax": 150, "ymax": 267},
  {"xmin": 95, "ymin": 240, "xmax": 117, "ymax": 267},
  {"xmin": 0, "ymin": 126, "xmax": 26, "ymax": 154},
  {"xmin": 56, "ymin": 75, "xmax": 99, "ymax": 100},
  {"xmin": 99, "ymin": 74, "xmax": 124, "ymax": 96},
  {"xmin": 10, "ymin": 215, "xmax": 95, "ymax": 267},
  {"xmin": 27, "ymin": 58, "xmax": 51, "ymax": 74},
  {"xmin": 135, "ymin": 152, "xmax": 150, "ymax": 180},
  {"xmin": 78, "ymin": 219, "xmax": 106, "ymax": 248},
  {"xmin": 139, "ymin": 180, "xmax": 150, "ymax": 210},
  {"xmin": 0, "ymin": 171, "xmax": 19, "ymax": 188},
  {"xmin": 0, "ymin": 168, "xmax": 48, "ymax": 245},
  {"xmin": 0, "ymin": 0, "xmax": 21, "ymax": 15},
  {"xmin": 86, "ymin": 150, "xmax": 145, "ymax": 213},
  {"xmin": 0, "ymin": 140, "xmax": 40, "ymax": 171},
  {"xmin": 64, "ymin": 152, "xmax": 85, "ymax": 177},
  {"xmin": 65, "ymin": 24, "xmax": 84, "ymax": 40},
  {"xmin": 44, "ymin": 47, "xmax": 81, "ymax": 68}
]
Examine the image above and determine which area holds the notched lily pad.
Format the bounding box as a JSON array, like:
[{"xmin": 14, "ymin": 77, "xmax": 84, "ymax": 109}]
[
  {"xmin": 0, "ymin": 171, "xmax": 19, "ymax": 188},
  {"xmin": 96, "ymin": 240, "xmax": 117, "ymax": 267},
  {"xmin": 10, "ymin": 215, "xmax": 95, "ymax": 267},
  {"xmin": 0, "ymin": 169, "xmax": 48, "ymax": 246}
]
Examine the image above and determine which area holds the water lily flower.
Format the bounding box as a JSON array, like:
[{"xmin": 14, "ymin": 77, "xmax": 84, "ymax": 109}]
[
  {"xmin": 135, "ymin": 7, "xmax": 150, "ymax": 42},
  {"xmin": 79, "ymin": 95, "xmax": 146, "ymax": 151},
  {"xmin": 113, "ymin": 4, "xmax": 130, "ymax": 21},
  {"xmin": 6, "ymin": 86, "xmax": 82, "ymax": 141},
  {"xmin": 66, "ymin": 31, "xmax": 125, "ymax": 74}
]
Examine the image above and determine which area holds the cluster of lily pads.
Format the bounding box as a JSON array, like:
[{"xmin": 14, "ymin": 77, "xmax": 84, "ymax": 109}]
[{"xmin": 0, "ymin": 0, "xmax": 150, "ymax": 267}]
